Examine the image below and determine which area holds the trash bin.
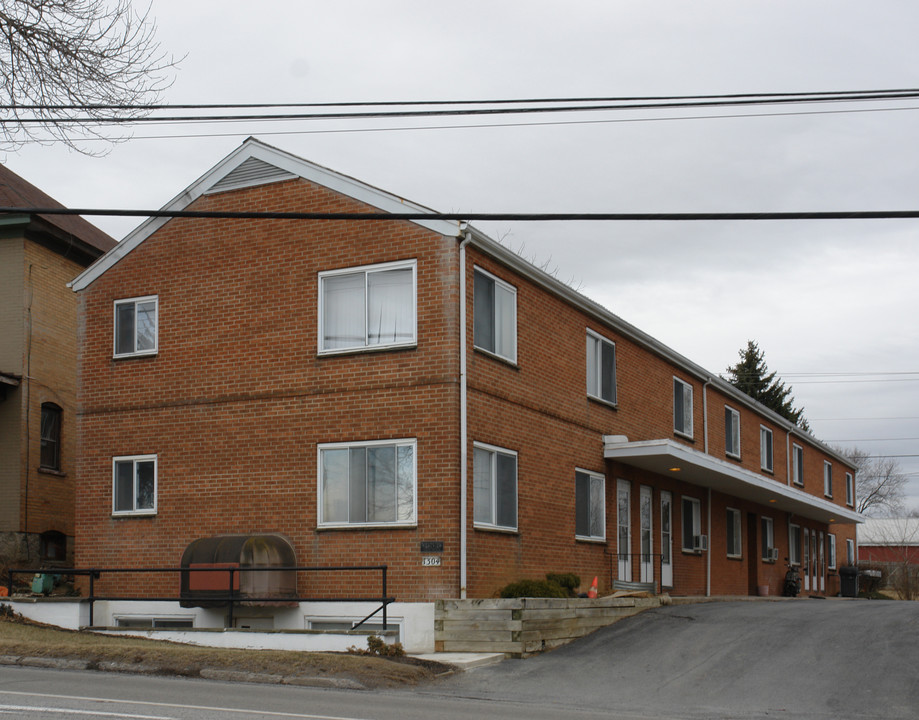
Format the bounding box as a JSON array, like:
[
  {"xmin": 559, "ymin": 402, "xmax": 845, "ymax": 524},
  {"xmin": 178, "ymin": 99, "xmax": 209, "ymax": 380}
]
[{"xmin": 839, "ymin": 566, "xmax": 859, "ymax": 598}]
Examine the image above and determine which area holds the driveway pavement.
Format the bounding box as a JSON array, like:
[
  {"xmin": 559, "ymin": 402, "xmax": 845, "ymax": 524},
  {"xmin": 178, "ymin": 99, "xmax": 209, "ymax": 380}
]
[{"xmin": 427, "ymin": 598, "xmax": 919, "ymax": 719}]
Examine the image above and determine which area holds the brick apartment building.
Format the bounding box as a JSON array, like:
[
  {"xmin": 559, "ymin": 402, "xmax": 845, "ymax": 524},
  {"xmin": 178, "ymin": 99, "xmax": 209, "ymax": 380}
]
[
  {"xmin": 0, "ymin": 164, "xmax": 116, "ymax": 567},
  {"xmin": 69, "ymin": 139, "xmax": 861, "ymax": 625}
]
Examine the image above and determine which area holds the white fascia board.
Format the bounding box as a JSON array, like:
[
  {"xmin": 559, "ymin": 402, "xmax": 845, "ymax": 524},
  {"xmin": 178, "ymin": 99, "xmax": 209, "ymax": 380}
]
[
  {"xmin": 603, "ymin": 437, "xmax": 864, "ymax": 525},
  {"xmin": 465, "ymin": 225, "xmax": 855, "ymax": 471},
  {"xmin": 71, "ymin": 138, "xmax": 462, "ymax": 291}
]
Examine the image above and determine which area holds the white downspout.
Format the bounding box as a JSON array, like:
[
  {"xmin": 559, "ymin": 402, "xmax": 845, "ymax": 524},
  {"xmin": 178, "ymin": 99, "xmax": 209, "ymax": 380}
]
[
  {"xmin": 459, "ymin": 230, "xmax": 471, "ymax": 599},
  {"xmin": 703, "ymin": 378, "xmax": 712, "ymax": 597}
]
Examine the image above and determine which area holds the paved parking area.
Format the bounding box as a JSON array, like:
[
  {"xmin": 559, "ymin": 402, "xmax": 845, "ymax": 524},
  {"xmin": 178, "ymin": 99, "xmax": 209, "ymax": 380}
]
[{"xmin": 428, "ymin": 598, "xmax": 919, "ymax": 719}]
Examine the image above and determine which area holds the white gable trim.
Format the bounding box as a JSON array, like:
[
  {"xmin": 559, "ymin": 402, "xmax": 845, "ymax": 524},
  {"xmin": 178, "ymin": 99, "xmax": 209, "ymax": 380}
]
[{"xmin": 70, "ymin": 138, "xmax": 461, "ymax": 291}]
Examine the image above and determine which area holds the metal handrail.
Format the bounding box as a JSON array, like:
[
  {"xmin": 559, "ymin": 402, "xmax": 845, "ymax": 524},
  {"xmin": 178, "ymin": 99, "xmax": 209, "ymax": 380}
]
[
  {"xmin": 5, "ymin": 565, "xmax": 392, "ymax": 630},
  {"xmin": 604, "ymin": 550, "xmax": 667, "ymax": 594}
]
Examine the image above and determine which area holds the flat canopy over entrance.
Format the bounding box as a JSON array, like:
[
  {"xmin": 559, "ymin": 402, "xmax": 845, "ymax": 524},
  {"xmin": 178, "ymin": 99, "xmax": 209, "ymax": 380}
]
[{"xmin": 604, "ymin": 437, "xmax": 862, "ymax": 525}]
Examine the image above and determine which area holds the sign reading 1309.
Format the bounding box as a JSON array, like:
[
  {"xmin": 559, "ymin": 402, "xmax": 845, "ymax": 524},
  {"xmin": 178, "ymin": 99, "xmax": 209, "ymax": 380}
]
[{"xmin": 421, "ymin": 556, "xmax": 442, "ymax": 567}]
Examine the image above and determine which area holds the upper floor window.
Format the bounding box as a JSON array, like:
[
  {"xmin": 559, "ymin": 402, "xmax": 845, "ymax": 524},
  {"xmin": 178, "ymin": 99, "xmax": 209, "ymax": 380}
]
[
  {"xmin": 40, "ymin": 402, "xmax": 62, "ymax": 471},
  {"xmin": 824, "ymin": 461, "xmax": 833, "ymax": 498},
  {"xmin": 113, "ymin": 455, "xmax": 157, "ymax": 516},
  {"xmin": 575, "ymin": 469, "xmax": 605, "ymax": 541},
  {"xmin": 318, "ymin": 439, "xmax": 416, "ymax": 526},
  {"xmin": 473, "ymin": 442, "xmax": 517, "ymax": 531},
  {"xmin": 114, "ymin": 296, "xmax": 158, "ymax": 357},
  {"xmin": 845, "ymin": 472, "xmax": 854, "ymax": 507},
  {"xmin": 586, "ymin": 330, "xmax": 617, "ymax": 405},
  {"xmin": 319, "ymin": 260, "xmax": 416, "ymax": 353},
  {"xmin": 473, "ymin": 267, "xmax": 516, "ymax": 363},
  {"xmin": 760, "ymin": 426, "xmax": 773, "ymax": 473},
  {"xmin": 673, "ymin": 378, "xmax": 693, "ymax": 438},
  {"xmin": 724, "ymin": 406, "xmax": 740, "ymax": 459},
  {"xmin": 792, "ymin": 444, "xmax": 804, "ymax": 486}
]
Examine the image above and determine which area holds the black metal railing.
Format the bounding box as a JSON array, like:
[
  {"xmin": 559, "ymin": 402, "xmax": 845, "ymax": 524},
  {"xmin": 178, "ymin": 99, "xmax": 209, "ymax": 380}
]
[
  {"xmin": 604, "ymin": 551, "xmax": 667, "ymax": 594},
  {"xmin": 5, "ymin": 565, "xmax": 393, "ymax": 630}
]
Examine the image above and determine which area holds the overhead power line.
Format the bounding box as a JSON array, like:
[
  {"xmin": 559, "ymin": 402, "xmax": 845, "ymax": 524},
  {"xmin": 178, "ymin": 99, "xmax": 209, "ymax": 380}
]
[
  {"xmin": 7, "ymin": 89, "xmax": 919, "ymax": 125},
  {"xmin": 6, "ymin": 87, "xmax": 919, "ymax": 111},
  {"xmin": 8, "ymin": 207, "xmax": 919, "ymax": 222}
]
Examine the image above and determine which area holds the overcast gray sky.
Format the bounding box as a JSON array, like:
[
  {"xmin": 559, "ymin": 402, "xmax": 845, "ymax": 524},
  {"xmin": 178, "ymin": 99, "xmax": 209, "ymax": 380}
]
[{"xmin": 5, "ymin": 0, "xmax": 919, "ymax": 510}]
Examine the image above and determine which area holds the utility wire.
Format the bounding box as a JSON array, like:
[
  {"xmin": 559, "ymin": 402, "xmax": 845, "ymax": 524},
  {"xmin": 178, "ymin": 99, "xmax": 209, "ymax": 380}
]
[
  {"xmin": 9, "ymin": 207, "xmax": 919, "ymax": 221},
  {"xmin": 6, "ymin": 87, "xmax": 919, "ymax": 110},
  {"xmin": 8, "ymin": 90, "xmax": 919, "ymax": 125}
]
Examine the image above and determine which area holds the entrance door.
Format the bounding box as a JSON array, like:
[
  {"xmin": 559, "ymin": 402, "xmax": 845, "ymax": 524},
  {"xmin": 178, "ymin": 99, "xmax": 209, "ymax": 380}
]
[
  {"xmin": 640, "ymin": 485, "xmax": 654, "ymax": 584},
  {"xmin": 617, "ymin": 479, "xmax": 631, "ymax": 582},
  {"xmin": 660, "ymin": 491, "xmax": 673, "ymax": 588},
  {"xmin": 803, "ymin": 529, "xmax": 811, "ymax": 592},
  {"xmin": 818, "ymin": 531, "xmax": 825, "ymax": 593}
]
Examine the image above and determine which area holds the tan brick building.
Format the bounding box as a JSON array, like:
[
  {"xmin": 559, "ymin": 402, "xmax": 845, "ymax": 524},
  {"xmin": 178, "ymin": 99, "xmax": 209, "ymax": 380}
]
[
  {"xmin": 70, "ymin": 139, "xmax": 860, "ymax": 621},
  {"xmin": 0, "ymin": 164, "xmax": 115, "ymax": 568}
]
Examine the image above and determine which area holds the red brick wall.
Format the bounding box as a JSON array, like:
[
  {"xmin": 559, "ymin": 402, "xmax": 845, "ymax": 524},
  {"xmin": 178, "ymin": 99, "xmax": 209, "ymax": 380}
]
[
  {"xmin": 77, "ymin": 178, "xmax": 462, "ymax": 601},
  {"xmin": 76, "ymin": 176, "xmax": 858, "ymax": 603}
]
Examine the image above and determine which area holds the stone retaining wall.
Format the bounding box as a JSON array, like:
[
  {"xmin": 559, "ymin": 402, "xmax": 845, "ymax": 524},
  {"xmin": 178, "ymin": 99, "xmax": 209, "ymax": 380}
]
[{"xmin": 435, "ymin": 595, "xmax": 664, "ymax": 657}]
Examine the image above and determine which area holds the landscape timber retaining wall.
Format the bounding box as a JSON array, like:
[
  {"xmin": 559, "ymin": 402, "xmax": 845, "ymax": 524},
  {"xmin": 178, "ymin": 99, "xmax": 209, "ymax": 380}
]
[{"xmin": 435, "ymin": 595, "xmax": 665, "ymax": 657}]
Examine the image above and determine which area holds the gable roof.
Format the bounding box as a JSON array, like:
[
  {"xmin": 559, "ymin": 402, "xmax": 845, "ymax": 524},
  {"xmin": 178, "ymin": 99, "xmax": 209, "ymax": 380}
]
[
  {"xmin": 70, "ymin": 137, "xmax": 462, "ymax": 291},
  {"xmin": 0, "ymin": 163, "xmax": 116, "ymax": 256}
]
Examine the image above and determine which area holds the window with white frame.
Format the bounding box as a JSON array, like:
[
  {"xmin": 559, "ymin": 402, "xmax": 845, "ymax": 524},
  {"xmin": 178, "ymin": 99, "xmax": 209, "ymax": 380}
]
[
  {"xmin": 473, "ymin": 443, "xmax": 517, "ymax": 530},
  {"xmin": 824, "ymin": 461, "xmax": 833, "ymax": 498},
  {"xmin": 846, "ymin": 538, "xmax": 855, "ymax": 565},
  {"xmin": 726, "ymin": 508, "xmax": 742, "ymax": 557},
  {"xmin": 792, "ymin": 444, "xmax": 804, "ymax": 486},
  {"xmin": 828, "ymin": 533, "xmax": 837, "ymax": 569},
  {"xmin": 724, "ymin": 406, "xmax": 740, "ymax": 458},
  {"xmin": 761, "ymin": 516, "xmax": 775, "ymax": 561},
  {"xmin": 760, "ymin": 426, "xmax": 774, "ymax": 473},
  {"xmin": 681, "ymin": 496, "xmax": 701, "ymax": 551},
  {"xmin": 473, "ymin": 267, "xmax": 517, "ymax": 362},
  {"xmin": 114, "ymin": 296, "xmax": 158, "ymax": 357},
  {"xmin": 846, "ymin": 472, "xmax": 854, "ymax": 506},
  {"xmin": 789, "ymin": 523, "xmax": 802, "ymax": 565},
  {"xmin": 112, "ymin": 455, "xmax": 157, "ymax": 515},
  {"xmin": 575, "ymin": 469, "xmax": 605, "ymax": 540},
  {"xmin": 586, "ymin": 330, "xmax": 617, "ymax": 405},
  {"xmin": 318, "ymin": 440, "xmax": 416, "ymax": 526},
  {"xmin": 319, "ymin": 260, "xmax": 416, "ymax": 353},
  {"xmin": 673, "ymin": 378, "xmax": 693, "ymax": 438}
]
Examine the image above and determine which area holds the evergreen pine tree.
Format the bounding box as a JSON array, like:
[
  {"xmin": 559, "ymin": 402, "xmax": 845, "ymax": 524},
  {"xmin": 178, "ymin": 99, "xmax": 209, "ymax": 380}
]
[{"xmin": 724, "ymin": 340, "xmax": 810, "ymax": 431}]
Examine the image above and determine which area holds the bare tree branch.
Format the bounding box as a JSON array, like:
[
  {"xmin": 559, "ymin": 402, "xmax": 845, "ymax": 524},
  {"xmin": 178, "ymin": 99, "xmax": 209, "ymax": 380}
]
[
  {"xmin": 836, "ymin": 445, "xmax": 908, "ymax": 516},
  {"xmin": 0, "ymin": 0, "xmax": 178, "ymax": 154}
]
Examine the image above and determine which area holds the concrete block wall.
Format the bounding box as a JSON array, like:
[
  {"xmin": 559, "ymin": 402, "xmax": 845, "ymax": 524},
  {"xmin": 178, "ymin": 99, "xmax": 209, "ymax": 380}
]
[{"xmin": 435, "ymin": 596, "xmax": 663, "ymax": 657}]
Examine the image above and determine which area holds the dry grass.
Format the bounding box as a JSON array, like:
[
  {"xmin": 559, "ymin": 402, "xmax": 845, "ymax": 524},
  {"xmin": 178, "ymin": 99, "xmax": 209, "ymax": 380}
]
[{"xmin": 0, "ymin": 616, "xmax": 450, "ymax": 688}]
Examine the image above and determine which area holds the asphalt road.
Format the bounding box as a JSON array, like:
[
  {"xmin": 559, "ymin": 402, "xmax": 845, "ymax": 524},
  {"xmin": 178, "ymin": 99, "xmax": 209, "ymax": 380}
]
[{"xmin": 1, "ymin": 598, "xmax": 917, "ymax": 719}]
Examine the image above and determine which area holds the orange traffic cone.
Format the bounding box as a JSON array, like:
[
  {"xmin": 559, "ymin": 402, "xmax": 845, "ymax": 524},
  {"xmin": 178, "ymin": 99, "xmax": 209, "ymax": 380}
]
[{"xmin": 587, "ymin": 576, "xmax": 598, "ymax": 599}]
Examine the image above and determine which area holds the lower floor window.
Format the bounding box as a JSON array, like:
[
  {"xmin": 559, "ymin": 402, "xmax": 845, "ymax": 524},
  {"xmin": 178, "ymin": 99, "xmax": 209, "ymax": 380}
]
[
  {"xmin": 575, "ymin": 469, "xmax": 605, "ymax": 540},
  {"xmin": 319, "ymin": 439, "xmax": 416, "ymax": 526},
  {"xmin": 846, "ymin": 538, "xmax": 855, "ymax": 565},
  {"xmin": 681, "ymin": 497, "xmax": 702, "ymax": 551},
  {"xmin": 789, "ymin": 523, "xmax": 802, "ymax": 565},
  {"xmin": 828, "ymin": 533, "xmax": 837, "ymax": 569},
  {"xmin": 726, "ymin": 508, "xmax": 742, "ymax": 557},
  {"xmin": 761, "ymin": 516, "xmax": 775, "ymax": 561},
  {"xmin": 113, "ymin": 455, "xmax": 157, "ymax": 515},
  {"xmin": 474, "ymin": 443, "xmax": 518, "ymax": 530}
]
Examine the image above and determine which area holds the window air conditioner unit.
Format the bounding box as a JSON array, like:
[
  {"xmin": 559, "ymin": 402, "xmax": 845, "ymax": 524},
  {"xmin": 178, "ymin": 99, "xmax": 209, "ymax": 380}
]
[
  {"xmin": 693, "ymin": 535, "xmax": 708, "ymax": 552},
  {"xmin": 768, "ymin": 547, "xmax": 779, "ymax": 562}
]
